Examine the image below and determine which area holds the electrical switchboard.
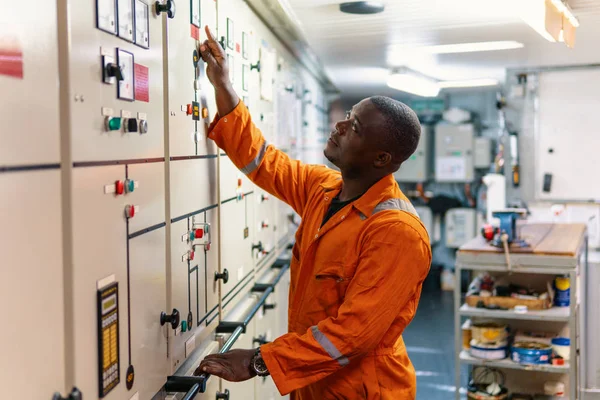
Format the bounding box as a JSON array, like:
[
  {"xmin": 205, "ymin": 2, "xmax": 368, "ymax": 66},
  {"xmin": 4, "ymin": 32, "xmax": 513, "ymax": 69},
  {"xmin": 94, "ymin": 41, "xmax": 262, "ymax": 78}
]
[
  {"xmin": 394, "ymin": 125, "xmax": 431, "ymax": 182},
  {"xmin": 3, "ymin": 0, "xmax": 329, "ymax": 399},
  {"xmin": 445, "ymin": 207, "xmax": 477, "ymax": 248},
  {"xmin": 435, "ymin": 123, "xmax": 475, "ymax": 182}
]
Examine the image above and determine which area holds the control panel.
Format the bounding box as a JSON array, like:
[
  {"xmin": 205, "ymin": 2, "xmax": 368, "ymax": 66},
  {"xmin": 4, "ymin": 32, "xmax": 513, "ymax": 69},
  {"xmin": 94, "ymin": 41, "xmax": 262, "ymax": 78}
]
[
  {"xmin": 435, "ymin": 123, "xmax": 475, "ymax": 182},
  {"xmin": 97, "ymin": 283, "xmax": 121, "ymax": 397},
  {"xmin": 394, "ymin": 125, "xmax": 431, "ymax": 182},
  {"xmin": 4, "ymin": 0, "xmax": 329, "ymax": 399}
]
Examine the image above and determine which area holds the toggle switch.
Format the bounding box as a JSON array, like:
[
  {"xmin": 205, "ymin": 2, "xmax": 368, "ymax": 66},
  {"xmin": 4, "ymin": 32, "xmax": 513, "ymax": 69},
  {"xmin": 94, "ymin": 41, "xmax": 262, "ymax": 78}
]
[
  {"xmin": 250, "ymin": 60, "xmax": 261, "ymax": 72},
  {"xmin": 215, "ymin": 269, "xmax": 229, "ymax": 284},
  {"xmin": 155, "ymin": 0, "xmax": 176, "ymax": 18},
  {"xmin": 252, "ymin": 241, "xmax": 264, "ymax": 253},
  {"xmin": 103, "ymin": 56, "xmax": 124, "ymax": 84},
  {"xmin": 139, "ymin": 119, "xmax": 148, "ymax": 134},
  {"xmin": 261, "ymin": 221, "xmax": 269, "ymax": 229},
  {"xmin": 106, "ymin": 63, "xmax": 124, "ymax": 81},
  {"xmin": 160, "ymin": 308, "xmax": 180, "ymax": 330},
  {"xmin": 261, "ymin": 194, "xmax": 269, "ymax": 202},
  {"xmin": 215, "ymin": 389, "xmax": 230, "ymax": 400},
  {"xmin": 105, "ymin": 116, "xmax": 122, "ymax": 131},
  {"xmin": 124, "ymin": 118, "xmax": 138, "ymax": 133}
]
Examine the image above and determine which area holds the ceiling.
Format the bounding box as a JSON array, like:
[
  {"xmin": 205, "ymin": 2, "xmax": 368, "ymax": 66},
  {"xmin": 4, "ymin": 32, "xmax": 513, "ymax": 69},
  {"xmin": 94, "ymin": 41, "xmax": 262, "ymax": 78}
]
[{"xmin": 284, "ymin": 0, "xmax": 600, "ymax": 99}]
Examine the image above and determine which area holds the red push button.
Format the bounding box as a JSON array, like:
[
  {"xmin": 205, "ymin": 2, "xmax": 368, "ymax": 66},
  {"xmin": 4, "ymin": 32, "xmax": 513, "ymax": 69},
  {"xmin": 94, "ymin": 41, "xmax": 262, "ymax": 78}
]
[
  {"xmin": 195, "ymin": 228, "xmax": 204, "ymax": 239},
  {"xmin": 186, "ymin": 104, "xmax": 193, "ymax": 115},
  {"xmin": 237, "ymin": 178, "xmax": 242, "ymax": 187},
  {"xmin": 262, "ymin": 222, "xmax": 269, "ymax": 228},
  {"xmin": 189, "ymin": 251, "xmax": 195, "ymax": 260},
  {"xmin": 125, "ymin": 205, "xmax": 136, "ymax": 218},
  {"xmin": 115, "ymin": 180, "xmax": 125, "ymax": 195},
  {"xmin": 205, "ymin": 243, "xmax": 211, "ymax": 251}
]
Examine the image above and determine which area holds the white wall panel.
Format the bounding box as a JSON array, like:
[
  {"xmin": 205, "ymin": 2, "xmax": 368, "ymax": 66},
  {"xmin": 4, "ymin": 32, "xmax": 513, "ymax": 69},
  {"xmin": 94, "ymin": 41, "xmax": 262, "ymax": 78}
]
[
  {"xmin": 0, "ymin": 171, "xmax": 65, "ymax": 397},
  {"xmin": 536, "ymin": 68, "xmax": 600, "ymax": 201}
]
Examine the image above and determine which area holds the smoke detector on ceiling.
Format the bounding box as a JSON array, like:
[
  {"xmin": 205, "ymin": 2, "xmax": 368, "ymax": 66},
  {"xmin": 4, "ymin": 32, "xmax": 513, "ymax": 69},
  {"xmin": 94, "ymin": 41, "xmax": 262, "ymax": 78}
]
[{"xmin": 339, "ymin": 1, "xmax": 385, "ymax": 15}]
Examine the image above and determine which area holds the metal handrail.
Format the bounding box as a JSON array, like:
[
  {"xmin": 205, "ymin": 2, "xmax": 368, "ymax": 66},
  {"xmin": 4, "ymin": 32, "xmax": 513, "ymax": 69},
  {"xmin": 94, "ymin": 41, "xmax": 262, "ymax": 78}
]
[{"xmin": 163, "ymin": 261, "xmax": 289, "ymax": 397}]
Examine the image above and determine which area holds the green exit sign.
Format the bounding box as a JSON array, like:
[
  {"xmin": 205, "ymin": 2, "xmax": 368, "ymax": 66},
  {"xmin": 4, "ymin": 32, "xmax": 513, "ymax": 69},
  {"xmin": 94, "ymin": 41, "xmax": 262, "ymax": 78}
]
[{"xmin": 411, "ymin": 98, "xmax": 445, "ymax": 114}]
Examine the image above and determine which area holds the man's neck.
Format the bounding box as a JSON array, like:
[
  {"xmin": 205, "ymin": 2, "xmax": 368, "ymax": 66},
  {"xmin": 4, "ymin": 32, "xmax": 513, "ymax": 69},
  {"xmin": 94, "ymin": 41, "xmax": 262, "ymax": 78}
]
[{"xmin": 338, "ymin": 173, "xmax": 386, "ymax": 202}]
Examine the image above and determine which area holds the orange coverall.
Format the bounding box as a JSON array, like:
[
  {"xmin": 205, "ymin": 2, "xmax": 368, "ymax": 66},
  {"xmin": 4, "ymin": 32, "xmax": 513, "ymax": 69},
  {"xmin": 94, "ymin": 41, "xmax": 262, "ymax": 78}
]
[{"xmin": 208, "ymin": 101, "xmax": 432, "ymax": 399}]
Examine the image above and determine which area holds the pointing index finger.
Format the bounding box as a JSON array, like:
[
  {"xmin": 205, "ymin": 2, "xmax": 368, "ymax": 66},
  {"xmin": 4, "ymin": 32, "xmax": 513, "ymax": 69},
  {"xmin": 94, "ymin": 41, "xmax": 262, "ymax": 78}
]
[{"xmin": 205, "ymin": 25, "xmax": 216, "ymax": 42}]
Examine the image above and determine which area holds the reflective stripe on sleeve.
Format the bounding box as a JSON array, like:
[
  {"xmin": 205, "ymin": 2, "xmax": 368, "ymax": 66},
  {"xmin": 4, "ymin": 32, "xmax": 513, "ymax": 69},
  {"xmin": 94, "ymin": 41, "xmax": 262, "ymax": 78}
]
[
  {"xmin": 372, "ymin": 198, "xmax": 419, "ymax": 217},
  {"xmin": 310, "ymin": 326, "xmax": 349, "ymax": 366},
  {"xmin": 241, "ymin": 140, "xmax": 269, "ymax": 175}
]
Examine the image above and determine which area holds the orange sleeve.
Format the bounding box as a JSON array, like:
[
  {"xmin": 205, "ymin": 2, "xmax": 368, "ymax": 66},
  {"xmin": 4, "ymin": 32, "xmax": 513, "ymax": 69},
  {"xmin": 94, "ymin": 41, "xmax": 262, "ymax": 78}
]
[
  {"xmin": 260, "ymin": 219, "xmax": 431, "ymax": 395},
  {"xmin": 207, "ymin": 100, "xmax": 336, "ymax": 216}
]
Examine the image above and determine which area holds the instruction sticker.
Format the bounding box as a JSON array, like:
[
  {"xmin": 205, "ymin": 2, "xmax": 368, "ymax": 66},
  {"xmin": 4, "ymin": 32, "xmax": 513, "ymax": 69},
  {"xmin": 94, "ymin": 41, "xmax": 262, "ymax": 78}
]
[
  {"xmin": 190, "ymin": 24, "xmax": 200, "ymax": 40},
  {"xmin": 134, "ymin": 63, "xmax": 149, "ymax": 102},
  {"xmin": 0, "ymin": 37, "xmax": 23, "ymax": 79}
]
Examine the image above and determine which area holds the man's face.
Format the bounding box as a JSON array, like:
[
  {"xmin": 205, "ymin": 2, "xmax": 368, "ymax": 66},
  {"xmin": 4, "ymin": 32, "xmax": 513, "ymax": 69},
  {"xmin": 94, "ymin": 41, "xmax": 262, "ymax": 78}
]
[{"xmin": 324, "ymin": 98, "xmax": 386, "ymax": 178}]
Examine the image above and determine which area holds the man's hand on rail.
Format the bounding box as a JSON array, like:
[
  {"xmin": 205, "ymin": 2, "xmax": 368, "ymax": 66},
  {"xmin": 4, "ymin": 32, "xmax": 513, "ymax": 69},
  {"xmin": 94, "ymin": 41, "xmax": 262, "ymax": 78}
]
[{"xmin": 194, "ymin": 349, "xmax": 256, "ymax": 382}]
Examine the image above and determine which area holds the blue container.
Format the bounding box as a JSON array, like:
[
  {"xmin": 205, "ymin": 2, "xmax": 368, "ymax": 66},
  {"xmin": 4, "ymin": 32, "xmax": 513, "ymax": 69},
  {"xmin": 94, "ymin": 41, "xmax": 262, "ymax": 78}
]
[
  {"xmin": 554, "ymin": 276, "xmax": 570, "ymax": 307},
  {"xmin": 511, "ymin": 342, "xmax": 552, "ymax": 365}
]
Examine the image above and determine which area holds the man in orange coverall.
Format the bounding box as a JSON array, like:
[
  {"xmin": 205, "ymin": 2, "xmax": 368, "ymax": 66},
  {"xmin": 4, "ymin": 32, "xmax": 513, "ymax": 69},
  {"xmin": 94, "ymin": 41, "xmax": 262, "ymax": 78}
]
[{"xmin": 195, "ymin": 26, "xmax": 431, "ymax": 399}]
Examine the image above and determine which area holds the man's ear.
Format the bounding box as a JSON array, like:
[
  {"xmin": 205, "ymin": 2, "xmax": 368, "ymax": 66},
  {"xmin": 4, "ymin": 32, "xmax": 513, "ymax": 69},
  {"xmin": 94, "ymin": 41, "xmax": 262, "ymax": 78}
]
[{"xmin": 374, "ymin": 151, "xmax": 392, "ymax": 169}]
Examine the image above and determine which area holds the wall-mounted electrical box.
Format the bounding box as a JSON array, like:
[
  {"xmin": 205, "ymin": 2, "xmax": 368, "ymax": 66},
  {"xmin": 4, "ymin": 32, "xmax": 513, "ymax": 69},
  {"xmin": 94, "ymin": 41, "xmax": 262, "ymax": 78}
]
[
  {"xmin": 445, "ymin": 208, "xmax": 477, "ymax": 248},
  {"xmin": 394, "ymin": 125, "xmax": 431, "ymax": 182},
  {"xmin": 435, "ymin": 124, "xmax": 475, "ymax": 182},
  {"xmin": 474, "ymin": 137, "xmax": 492, "ymax": 168}
]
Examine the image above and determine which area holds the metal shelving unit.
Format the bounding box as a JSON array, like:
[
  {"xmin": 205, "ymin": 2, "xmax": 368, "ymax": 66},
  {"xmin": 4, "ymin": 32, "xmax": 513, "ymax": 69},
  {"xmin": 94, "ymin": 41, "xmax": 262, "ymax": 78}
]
[{"xmin": 453, "ymin": 223, "xmax": 588, "ymax": 400}]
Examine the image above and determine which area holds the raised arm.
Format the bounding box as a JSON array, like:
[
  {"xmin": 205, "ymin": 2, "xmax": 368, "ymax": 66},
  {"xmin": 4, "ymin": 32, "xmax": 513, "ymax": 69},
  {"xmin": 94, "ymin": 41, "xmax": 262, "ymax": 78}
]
[{"xmin": 199, "ymin": 26, "xmax": 335, "ymax": 216}]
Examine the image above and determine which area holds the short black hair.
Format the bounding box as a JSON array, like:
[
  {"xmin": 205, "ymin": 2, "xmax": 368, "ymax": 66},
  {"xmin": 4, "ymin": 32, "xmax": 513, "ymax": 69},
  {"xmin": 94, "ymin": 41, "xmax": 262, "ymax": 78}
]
[{"xmin": 369, "ymin": 96, "xmax": 421, "ymax": 167}]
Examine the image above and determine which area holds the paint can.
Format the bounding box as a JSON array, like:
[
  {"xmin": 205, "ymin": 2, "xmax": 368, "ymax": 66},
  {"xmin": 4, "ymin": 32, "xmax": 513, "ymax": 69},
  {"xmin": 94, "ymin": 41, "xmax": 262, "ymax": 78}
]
[
  {"xmin": 471, "ymin": 322, "xmax": 509, "ymax": 345},
  {"xmin": 554, "ymin": 275, "xmax": 570, "ymax": 307},
  {"xmin": 470, "ymin": 340, "xmax": 508, "ymax": 360}
]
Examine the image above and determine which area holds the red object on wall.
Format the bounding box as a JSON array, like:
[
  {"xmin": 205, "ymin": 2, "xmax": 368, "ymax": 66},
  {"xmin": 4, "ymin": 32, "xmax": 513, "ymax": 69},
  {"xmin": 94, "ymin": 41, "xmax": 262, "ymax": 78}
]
[
  {"xmin": 115, "ymin": 180, "xmax": 125, "ymax": 195},
  {"xmin": 0, "ymin": 42, "xmax": 24, "ymax": 79},
  {"xmin": 191, "ymin": 24, "xmax": 200, "ymax": 40},
  {"xmin": 134, "ymin": 63, "xmax": 149, "ymax": 102}
]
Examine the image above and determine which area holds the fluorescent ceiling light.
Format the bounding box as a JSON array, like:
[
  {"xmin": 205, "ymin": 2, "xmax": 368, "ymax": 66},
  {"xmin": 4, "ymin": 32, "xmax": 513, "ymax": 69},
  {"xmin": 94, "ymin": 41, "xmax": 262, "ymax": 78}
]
[
  {"xmin": 422, "ymin": 41, "xmax": 524, "ymax": 54},
  {"xmin": 387, "ymin": 71, "xmax": 440, "ymax": 97},
  {"xmin": 439, "ymin": 79, "xmax": 500, "ymax": 88}
]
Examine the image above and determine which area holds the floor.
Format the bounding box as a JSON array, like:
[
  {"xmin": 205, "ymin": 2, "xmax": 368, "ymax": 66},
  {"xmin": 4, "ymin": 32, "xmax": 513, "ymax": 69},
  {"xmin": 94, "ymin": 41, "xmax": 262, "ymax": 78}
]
[{"xmin": 403, "ymin": 268, "xmax": 468, "ymax": 400}]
